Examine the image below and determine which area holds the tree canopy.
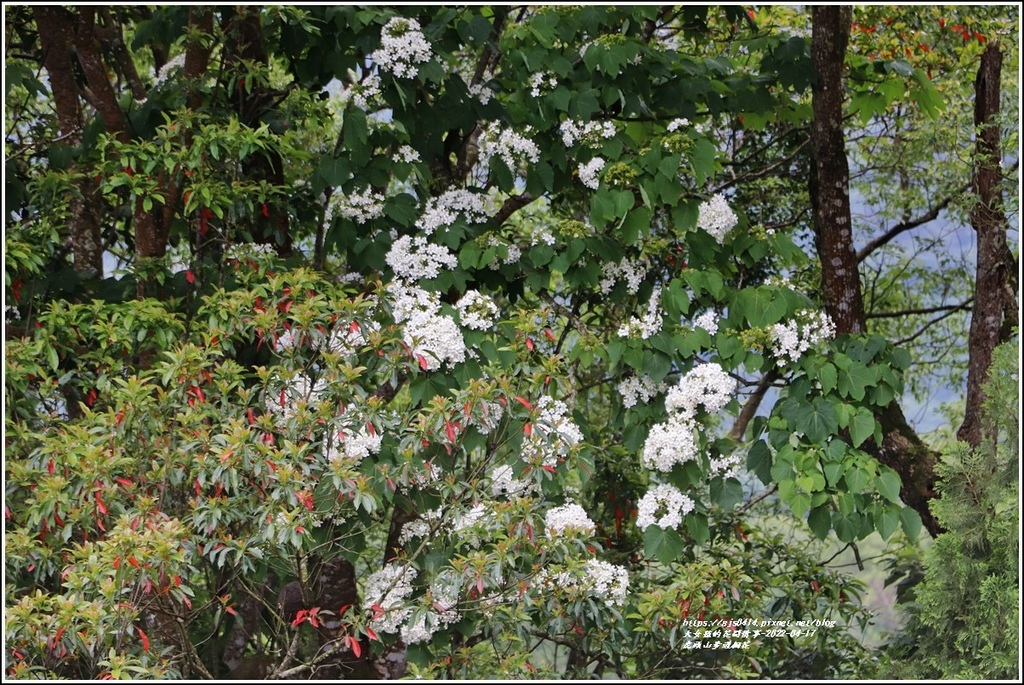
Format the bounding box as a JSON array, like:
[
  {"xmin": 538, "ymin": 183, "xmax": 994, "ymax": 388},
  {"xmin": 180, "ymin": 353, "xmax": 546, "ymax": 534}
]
[{"xmin": 3, "ymin": 4, "xmax": 1018, "ymax": 680}]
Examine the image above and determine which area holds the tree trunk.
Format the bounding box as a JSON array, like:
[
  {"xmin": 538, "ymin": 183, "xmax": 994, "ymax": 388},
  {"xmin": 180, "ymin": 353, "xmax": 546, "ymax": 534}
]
[
  {"xmin": 958, "ymin": 42, "xmax": 1018, "ymax": 449},
  {"xmin": 35, "ymin": 6, "xmax": 104, "ymax": 277},
  {"xmin": 810, "ymin": 6, "xmax": 940, "ymax": 536}
]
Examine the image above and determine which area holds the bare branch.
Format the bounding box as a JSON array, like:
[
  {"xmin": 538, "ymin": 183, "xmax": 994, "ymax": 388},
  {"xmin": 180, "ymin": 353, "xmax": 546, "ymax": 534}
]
[
  {"xmin": 856, "ymin": 183, "xmax": 969, "ymax": 264},
  {"xmin": 866, "ymin": 298, "xmax": 974, "ymax": 320}
]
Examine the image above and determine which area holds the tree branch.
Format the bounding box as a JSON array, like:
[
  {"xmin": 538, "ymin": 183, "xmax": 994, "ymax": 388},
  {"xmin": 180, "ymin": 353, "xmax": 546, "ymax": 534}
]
[
  {"xmin": 866, "ymin": 298, "xmax": 974, "ymax": 320},
  {"xmin": 856, "ymin": 182, "xmax": 969, "ymax": 264}
]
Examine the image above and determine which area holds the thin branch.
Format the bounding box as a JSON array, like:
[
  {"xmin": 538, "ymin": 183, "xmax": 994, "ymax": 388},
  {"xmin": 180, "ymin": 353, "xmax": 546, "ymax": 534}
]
[
  {"xmin": 866, "ymin": 298, "xmax": 974, "ymax": 319},
  {"xmin": 728, "ymin": 370, "xmax": 779, "ymax": 441},
  {"xmin": 856, "ymin": 182, "xmax": 970, "ymax": 263},
  {"xmin": 895, "ymin": 305, "xmax": 972, "ymax": 346}
]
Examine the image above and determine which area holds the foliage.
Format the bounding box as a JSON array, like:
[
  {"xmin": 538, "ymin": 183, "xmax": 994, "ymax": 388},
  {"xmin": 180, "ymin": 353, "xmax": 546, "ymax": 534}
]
[
  {"xmin": 3, "ymin": 5, "xmax": 1016, "ymax": 679},
  {"xmin": 880, "ymin": 336, "xmax": 1019, "ymax": 679}
]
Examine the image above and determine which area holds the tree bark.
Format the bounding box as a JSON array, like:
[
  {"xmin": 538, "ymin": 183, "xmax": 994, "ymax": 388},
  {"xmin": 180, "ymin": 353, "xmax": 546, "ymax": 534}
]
[
  {"xmin": 810, "ymin": 6, "xmax": 940, "ymax": 536},
  {"xmin": 34, "ymin": 6, "xmax": 104, "ymax": 277},
  {"xmin": 958, "ymin": 42, "xmax": 1018, "ymax": 449}
]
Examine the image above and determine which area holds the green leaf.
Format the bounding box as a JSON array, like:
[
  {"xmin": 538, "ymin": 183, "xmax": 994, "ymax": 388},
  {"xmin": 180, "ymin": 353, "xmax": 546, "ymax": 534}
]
[
  {"xmin": 643, "ymin": 525, "xmax": 683, "ymax": 565},
  {"xmin": 875, "ymin": 469, "xmax": 902, "ymax": 504},
  {"xmin": 46, "ymin": 344, "xmax": 59, "ymax": 372},
  {"xmin": 837, "ymin": 361, "xmax": 872, "ymax": 401},
  {"xmin": 817, "ymin": 362, "xmax": 837, "ymax": 395},
  {"xmin": 844, "ymin": 466, "xmax": 871, "ymax": 493},
  {"xmin": 807, "ymin": 505, "xmax": 832, "ymax": 539},
  {"xmin": 709, "ymin": 478, "xmax": 743, "ymax": 510},
  {"xmin": 822, "ymin": 461, "xmax": 844, "ymax": 487},
  {"xmin": 748, "ymin": 440, "xmax": 772, "ymax": 485},
  {"xmin": 833, "ymin": 510, "xmax": 861, "ymax": 542},
  {"xmin": 874, "ymin": 506, "xmax": 900, "ymax": 540},
  {"xmin": 793, "ymin": 397, "xmax": 838, "ymax": 443},
  {"xmin": 900, "ymin": 506, "xmax": 923, "ymax": 541},
  {"xmin": 848, "ymin": 408, "xmax": 876, "ymax": 448},
  {"xmin": 685, "ymin": 512, "xmax": 710, "ymax": 545}
]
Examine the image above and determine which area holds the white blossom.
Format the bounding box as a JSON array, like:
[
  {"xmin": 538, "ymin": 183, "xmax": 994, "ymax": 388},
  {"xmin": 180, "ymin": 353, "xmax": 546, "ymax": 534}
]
[
  {"xmin": 709, "ymin": 452, "xmax": 743, "ymax": 480},
  {"xmin": 478, "ymin": 123, "xmax": 541, "ymax": 174},
  {"xmin": 664, "ymin": 362, "xmax": 735, "ymax": 420},
  {"xmin": 617, "ymin": 286, "xmax": 663, "ymax": 340},
  {"xmin": 334, "ymin": 186, "xmax": 386, "ymax": 224},
  {"xmin": 578, "ymin": 157, "xmax": 606, "ymax": 190},
  {"xmin": 692, "ymin": 310, "xmax": 720, "ymax": 336},
  {"xmin": 386, "ymin": 281, "xmax": 441, "ymax": 323},
  {"xmin": 600, "ymin": 257, "xmax": 647, "ymax": 295},
  {"xmin": 636, "ymin": 483, "xmax": 694, "ymax": 531},
  {"xmin": 545, "ymin": 502, "xmax": 596, "ymax": 537},
  {"xmin": 585, "ymin": 559, "xmax": 630, "ymax": 606},
  {"xmin": 667, "ymin": 117, "xmax": 690, "ymax": 132},
  {"xmin": 416, "ymin": 189, "xmax": 492, "ymax": 234},
  {"xmin": 618, "ymin": 374, "xmax": 664, "ymax": 409},
  {"xmin": 560, "ymin": 119, "xmax": 617, "ymax": 148},
  {"xmin": 696, "ymin": 194, "xmax": 738, "ymax": 244},
  {"xmin": 372, "ymin": 17, "xmax": 434, "ymax": 79},
  {"xmin": 768, "ymin": 309, "xmax": 836, "ymax": 364},
  {"xmin": 455, "ymin": 290, "xmax": 499, "ymax": 330},
  {"xmin": 385, "ymin": 235, "xmax": 458, "ymax": 280},
  {"xmin": 363, "ymin": 563, "xmax": 417, "ymax": 634},
  {"xmin": 529, "ymin": 70, "xmax": 559, "ymax": 97},
  {"xmin": 395, "ymin": 144, "xmax": 421, "ymax": 163},
  {"xmin": 404, "ymin": 311, "xmax": 466, "ymax": 370},
  {"xmin": 641, "ymin": 417, "xmax": 699, "ymax": 472},
  {"xmin": 153, "ymin": 54, "xmax": 186, "ymax": 86}
]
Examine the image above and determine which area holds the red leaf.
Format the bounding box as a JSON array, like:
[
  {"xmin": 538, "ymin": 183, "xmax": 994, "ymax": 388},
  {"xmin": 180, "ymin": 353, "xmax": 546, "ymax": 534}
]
[
  {"xmin": 445, "ymin": 420, "xmax": 456, "ymax": 444},
  {"xmin": 138, "ymin": 628, "xmax": 150, "ymax": 652},
  {"xmin": 47, "ymin": 458, "xmax": 55, "ymax": 475},
  {"xmin": 525, "ymin": 336, "xmax": 534, "ymax": 351},
  {"xmin": 225, "ymin": 605, "xmax": 238, "ymax": 616},
  {"xmin": 115, "ymin": 477, "xmax": 133, "ymax": 488},
  {"xmin": 95, "ymin": 492, "xmax": 107, "ymax": 516},
  {"xmin": 185, "ymin": 270, "xmax": 195, "ymax": 285},
  {"xmin": 348, "ymin": 635, "xmax": 361, "ymax": 659},
  {"xmin": 417, "ymin": 354, "xmax": 429, "ymax": 371},
  {"xmin": 524, "ymin": 422, "xmax": 532, "ymax": 437},
  {"xmin": 86, "ymin": 388, "xmax": 98, "ymax": 407},
  {"xmin": 364, "ymin": 626, "xmax": 378, "ymax": 641},
  {"xmin": 127, "ymin": 556, "xmax": 140, "ymax": 568},
  {"xmin": 261, "ymin": 203, "xmax": 270, "ymax": 218},
  {"xmin": 247, "ymin": 408, "xmax": 257, "ymax": 425},
  {"xmin": 514, "ymin": 396, "xmax": 533, "ymax": 412}
]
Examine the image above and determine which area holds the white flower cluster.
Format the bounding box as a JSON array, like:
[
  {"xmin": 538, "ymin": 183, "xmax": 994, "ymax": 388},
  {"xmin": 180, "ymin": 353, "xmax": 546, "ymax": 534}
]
[
  {"xmin": 153, "ymin": 54, "xmax": 186, "ymax": 86},
  {"xmin": 559, "ymin": 119, "xmax": 617, "ymax": 148},
  {"xmin": 585, "ymin": 559, "xmax": 630, "ymax": 606},
  {"xmin": 641, "ymin": 418, "xmax": 698, "ymax": 472},
  {"xmin": 342, "ymin": 425, "xmax": 383, "ymax": 461},
  {"xmin": 401, "ymin": 571, "xmax": 462, "ymax": 644},
  {"xmin": 395, "ymin": 144, "xmax": 420, "ymax": 163},
  {"xmin": 578, "ymin": 157, "xmax": 606, "ymax": 190},
  {"xmin": 363, "ymin": 563, "xmax": 418, "ymax": 633},
  {"xmin": 544, "ymin": 502, "xmax": 596, "ymax": 537},
  {"xmin": 404, "ymin": 310, "xmax": 466, "ymax": 371},
  {"xmin": 522, "ymin": 395, "xmax": 584, "ymax": 468},
  {"xmin": 478, "ymin": 123, "xmax": 541, "ymax": 174},
  {"xmin": 768, "ymin": 309, "xmax": 836, "ymax": 365},
  {"xmin": 341, "ymin": 72, "xmax": 383, "ymax": 110},
  {"xmin": 617, "ymin": 374, "xmax": 664, "ymax": 409},
  {"xmin": 696, "ymin": 194, "xmax": 738, "ymax": 244},
  {"xmin": 455, "ymin": 289, "xmax": 499, "ymax": 330},
  {"xmin": 335, "ymin": 186, "xmax": 386, "ymax": 224},
  {"xmin": 667, "ymin": 117, "xmax": 690, "ymax": 132},
  {"xmin": 617, "ymin": 286, "xmax": 663, "ymax": 340},
  {"xmin": 600, "ymin": 257, "xmax": 647, "ymax": 295},
  {"xmin": 641, "ymin": 363, "xmax": 734, "ymax": 473},
  {"xmin": 529, "ymin": 71, "xmax": 559, "ymax": 97},
  {"xmin": 415, "ymin": 188, "xmax": 492, "ymax": 234},
  {"xmin": 490, "ymin": 465, "xmax": 532, "ymax": 497},
  {"xmin": 664, "ymin": 362, "xmax": 735, "ymax": 419},
  {"xmin": 636, "ymin": 483, "xmax": 694, "ymax": 531},
  {"xmin": 692, "ymin": 310, "xmax": 720, "ymax": 336},
  {"xmin": 385, "ymin": 281, "xmax": 466, "ymax": 371},
  {"xmin": 709, "ymin": 452, "xmax": 743, "ymax": 480},
  {"xmin": 372, "ymin": 17, "xmax": 433, "ymax": 79},
  {"xmin": 485, "ymin": 235, "xmax": 522, "ymax": 266},
  {"xmin": 385, "ymin": 235, "xmax": 458, "ymax": 280},
  {"xmin": 224, "ymin": 242, "xmax": 276, "ymax": 262},
  {"xmin": 547, "ymin": 558, "xmax": 630, "ymax": 607}
]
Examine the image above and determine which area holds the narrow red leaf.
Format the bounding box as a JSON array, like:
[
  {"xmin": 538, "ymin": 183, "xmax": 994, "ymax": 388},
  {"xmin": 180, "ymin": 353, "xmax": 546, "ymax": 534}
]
[
  {"xmin": 514, "ymin": 396, "xmax": 533, "ymax": 412},
  {"xmin": 138, "ymin": 628, "xmax": 150, "ymax": 652}
]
